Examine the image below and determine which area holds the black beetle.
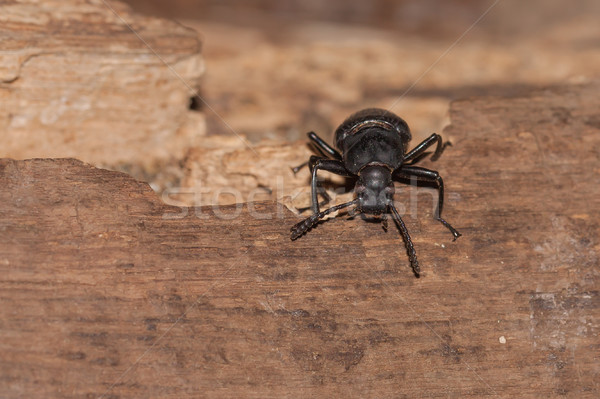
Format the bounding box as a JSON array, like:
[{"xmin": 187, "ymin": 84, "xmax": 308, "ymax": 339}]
[{"xmin": 290, "ymin": 108, "xmax": 461, "ymax": 277}]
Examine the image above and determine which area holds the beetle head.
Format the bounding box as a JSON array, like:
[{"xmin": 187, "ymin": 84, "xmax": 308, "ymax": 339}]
[{"xmin": 355, "ymin": 165, "xmax": 394, "ymax": 214}]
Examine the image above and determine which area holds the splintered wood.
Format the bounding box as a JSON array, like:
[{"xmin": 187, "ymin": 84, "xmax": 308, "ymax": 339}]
[
  {"xmin": 0, "ymin": 0, "xmax": 204, "ymax": 167},
  {"xmin": 1, "ymin": 83, "xmax": 598, "ymax": 398}
]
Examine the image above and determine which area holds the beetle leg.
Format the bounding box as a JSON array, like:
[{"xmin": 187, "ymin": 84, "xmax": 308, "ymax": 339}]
[
  {"xmin": 292, "ymin": 148, "xmax": 328, "ymax": 174},
  {"xmin": 396, "ymin": 165, "xmax": 461, "ymax": 240},
  {"xmin": 310, "ymin": 159, "xmax": 352, "ymax": 214},
  {"xmin": 293, "ymin": 156, "xmax": 333, "ymax": 214},
  {"xmin": 404, "ymin": 133, "xmax": 451, "ymax": 164},
  {"xmin": 291, "ymin": 199, "xmax": 359, "ymax": 240},
  {"xmin": 308, "ymin": 156, "xmax": 333, "ymax": 209},
  {"xmin": 292, "ymin": 131, "xmax": 342, "ymax": 174},
  {"xmin": 293, "ymin": 156, "xmax": 332, "ymax": 213},
  {"xmin": 291, "ymin": 161, "xmax": 308, "ymax": 174},
  {"xmin": 307, "ymin": 131, "xmax": 343, "ymax": 160},
  {"xmin": 389, "ymin": 205, "xmax": 420, "ymax": 277}
]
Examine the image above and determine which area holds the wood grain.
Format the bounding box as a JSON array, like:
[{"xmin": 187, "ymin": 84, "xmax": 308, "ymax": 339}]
[
  {"xmin": 0, "ymin": 0, "xmax": 204, "ymax": 167},
  {"xmin": 1, "ymin": 83, "xmax": 599, "ymax": 398}
]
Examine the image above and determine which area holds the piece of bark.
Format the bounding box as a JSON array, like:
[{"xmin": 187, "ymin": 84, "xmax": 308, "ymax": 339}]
[
  {"xmin": 180, "ymin": 137, "xmax": 337, "ymax": 209},
  {"xmin": 0, "ymin": 0, "xmax": 204, "ymax": 168},
  {"xmin": 1, "ymin": 82, "xmax": 599, "ymax": 398},
  {"xmin": 180, "ymin": 15, "xmax": 600, "ymax": 144}
]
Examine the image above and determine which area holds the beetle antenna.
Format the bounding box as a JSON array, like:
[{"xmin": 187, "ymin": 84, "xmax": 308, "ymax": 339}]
[
  {"xmin": 291, "ymin": 199, "xmax": 359, "ymax": 240},
  {"xmin": 389, "ymin": 205, "xmax": 420, "ymax": 277}
]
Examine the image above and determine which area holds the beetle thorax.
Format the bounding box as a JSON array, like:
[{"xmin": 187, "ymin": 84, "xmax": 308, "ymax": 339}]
[{"xmin": 355, "ymin": 165, "xmax": 394, "ymax": 214}]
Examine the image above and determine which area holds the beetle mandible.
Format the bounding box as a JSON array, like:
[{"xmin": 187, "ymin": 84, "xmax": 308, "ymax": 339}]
[{"xmin": 290, "ymin": 108, "xmax": 461, "ymax": 277}]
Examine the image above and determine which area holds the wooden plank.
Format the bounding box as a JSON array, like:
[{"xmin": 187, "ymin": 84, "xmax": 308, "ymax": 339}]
[
  {"xmin": 1, "ymin": 82, "xmax": 599, "ymax": 397},
  {"xmin": 0, "ymin": 0, "xmax": 203, "ymax": 166}
]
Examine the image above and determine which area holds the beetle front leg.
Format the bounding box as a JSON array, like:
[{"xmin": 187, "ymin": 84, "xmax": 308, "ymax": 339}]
[
  {"xmin": 310, "ymin": 159, "xmax": 352, "ymax": 214},
  {"xmin": 390, "ymin": 204, "xmax": 420, "ymax": 276},
  {"xmin": 291, "ymin": 198, "xmax": 358, "ymax": 240},
  {"xmin": 396, "ymin": 165, "xmax": 461, "ymax": 240},
  {"xmin": 300, "ymin": 156, "xmax": 331, "ymax": 211}
]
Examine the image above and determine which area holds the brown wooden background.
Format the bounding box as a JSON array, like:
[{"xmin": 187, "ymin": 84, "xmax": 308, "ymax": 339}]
[{"xmin": 1, "ymin": 82, "xmax": 598, "ymax": 398}]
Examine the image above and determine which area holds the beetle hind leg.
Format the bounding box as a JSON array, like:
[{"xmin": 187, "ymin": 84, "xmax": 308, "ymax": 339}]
[
  {"xmin": 404, "ymin": 133, "xmax": 453, "ymax": 164},
  {"xmin": 292, "ymin": 131, "xmax": 343, "ymax": 175}
]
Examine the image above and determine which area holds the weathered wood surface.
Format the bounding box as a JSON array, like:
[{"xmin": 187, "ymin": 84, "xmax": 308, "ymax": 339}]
[
  {"xmin": 0, "ymin": 0, "xmax": 204, "ymax": 167},
  {"xmin": 175, "ymin": 4, "xmax": 600, "ymax": 144},
  {"xmin": 1, "ymin": 83, "xmax": 599, "ymax": 398}
]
